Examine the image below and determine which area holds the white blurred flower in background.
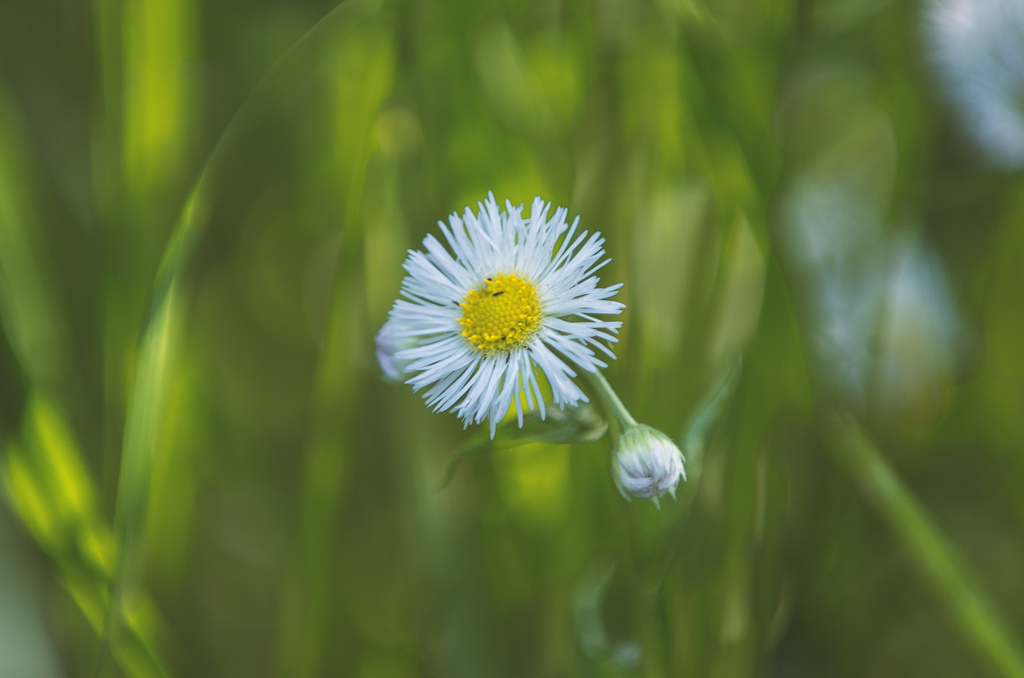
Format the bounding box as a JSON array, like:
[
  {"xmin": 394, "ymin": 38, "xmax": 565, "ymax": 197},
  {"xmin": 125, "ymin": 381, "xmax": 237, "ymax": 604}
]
[
  {"xmin": 780, "ymin": 179, "xmax": 965, "ymax": 424},
  {"xmin": 781, "ymin": 180, "xmax": 887, "ymax": 409},
  {"xmin": 926, "ymin": 0, "xmax": 1024, "ymax": 167},
  {"xmin": 872, "ymin": 238, "xmax": 964, "ymax": 416}
]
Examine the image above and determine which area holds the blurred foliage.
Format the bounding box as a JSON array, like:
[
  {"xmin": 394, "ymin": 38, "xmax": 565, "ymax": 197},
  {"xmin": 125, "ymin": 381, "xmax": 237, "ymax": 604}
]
[{"xmin": 1, "ymin": 0, "xmax": 1024, "ymax": 676}]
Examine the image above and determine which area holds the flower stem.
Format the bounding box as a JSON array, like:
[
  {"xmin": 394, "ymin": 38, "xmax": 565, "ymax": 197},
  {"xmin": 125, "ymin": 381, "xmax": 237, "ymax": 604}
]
[
  {"xmin": 826, "ymin": 414, "xmax": 1024, "ymax": 678},
  {"xmin": 586, "ymin": 370, "xmax": 638, "ymax": 430}
]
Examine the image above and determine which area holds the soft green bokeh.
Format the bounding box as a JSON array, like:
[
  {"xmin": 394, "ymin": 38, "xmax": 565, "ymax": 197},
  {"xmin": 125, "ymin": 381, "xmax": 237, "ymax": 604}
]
[{"xmin": 2, "ymin": 0, "xmax": 1024, "ymax": 676}]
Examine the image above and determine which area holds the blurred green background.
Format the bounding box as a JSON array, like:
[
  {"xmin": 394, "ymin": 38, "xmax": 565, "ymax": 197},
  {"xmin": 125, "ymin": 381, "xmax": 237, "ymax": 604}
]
[{"xmin": 2, "ymin": 0, "xmax": 1024, "ymax": 675}]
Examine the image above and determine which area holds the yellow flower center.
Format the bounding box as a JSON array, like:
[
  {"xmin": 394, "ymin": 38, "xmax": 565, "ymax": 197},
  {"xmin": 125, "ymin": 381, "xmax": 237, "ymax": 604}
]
[{"xmin": 457, "ymin": 273, "xmax": 541, "ymax": 353}]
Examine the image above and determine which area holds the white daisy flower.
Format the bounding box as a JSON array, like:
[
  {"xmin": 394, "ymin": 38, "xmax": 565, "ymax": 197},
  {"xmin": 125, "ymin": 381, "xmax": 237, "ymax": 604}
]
[{"xmin": 383, "ymin": 193, "xmax": 624, "ymax": 437}]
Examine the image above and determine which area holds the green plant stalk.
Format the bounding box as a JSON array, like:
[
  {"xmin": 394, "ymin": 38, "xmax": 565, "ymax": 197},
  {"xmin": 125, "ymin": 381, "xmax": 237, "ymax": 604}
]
[
  {"xmin": 100, "ymin": 3, "xmax": 369, "ymax": 674},
  {"xmin": 587, "ymin": 370, "xmax": 638, "ymax": 431},
  {"xmin": 827, "ymin": 415, "xmax": 1024, "ymax": 678},
  {"xmin": 97, "ymin": 282, "xmax": 180, "ymax": 678}
]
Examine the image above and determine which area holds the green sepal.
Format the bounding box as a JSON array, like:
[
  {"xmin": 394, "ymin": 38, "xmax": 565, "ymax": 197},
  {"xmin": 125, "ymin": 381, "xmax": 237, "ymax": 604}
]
[{"xmin": 438, "ymin": 402, "xmax": 608, "ymax": 489}]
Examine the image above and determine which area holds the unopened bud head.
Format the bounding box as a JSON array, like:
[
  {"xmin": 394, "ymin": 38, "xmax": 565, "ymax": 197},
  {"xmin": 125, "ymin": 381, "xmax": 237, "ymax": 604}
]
[
  {"xmin": 375, "ymin": 318, "xmax": 412, "ymax": 382},
  {"xmin": 611, "ymin": 425, "xmax": 686, "ymax": 507}
]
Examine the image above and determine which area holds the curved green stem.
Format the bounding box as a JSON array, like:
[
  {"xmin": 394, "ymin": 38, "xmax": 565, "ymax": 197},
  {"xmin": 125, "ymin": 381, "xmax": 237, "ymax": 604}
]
[
  {"xmin": 100, "ymin": 3, "xmax": 368, "ymax": 675},
  {"xmin": 587, "ymin": 370, "xmax": 638, "ymax": 430},
  {"xmin": 827, "ymin": 414, "xmax": 1024, "ymax": 678}
]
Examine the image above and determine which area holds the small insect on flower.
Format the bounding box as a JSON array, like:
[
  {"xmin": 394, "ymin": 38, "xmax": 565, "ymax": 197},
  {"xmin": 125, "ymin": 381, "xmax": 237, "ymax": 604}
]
[{"xmin": 380, "ymin": 193, "xmax": 624, "ymax": 437}]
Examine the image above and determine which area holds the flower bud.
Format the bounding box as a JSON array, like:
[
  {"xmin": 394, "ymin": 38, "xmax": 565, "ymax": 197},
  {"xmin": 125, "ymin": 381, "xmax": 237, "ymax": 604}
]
[
  {"xmin": 374, "ymin": 318, "xmax": 412, "ymax": 382},
  {"xmin": 611, "ymin": 425, "xmax": 686, "ymax": 507}
]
